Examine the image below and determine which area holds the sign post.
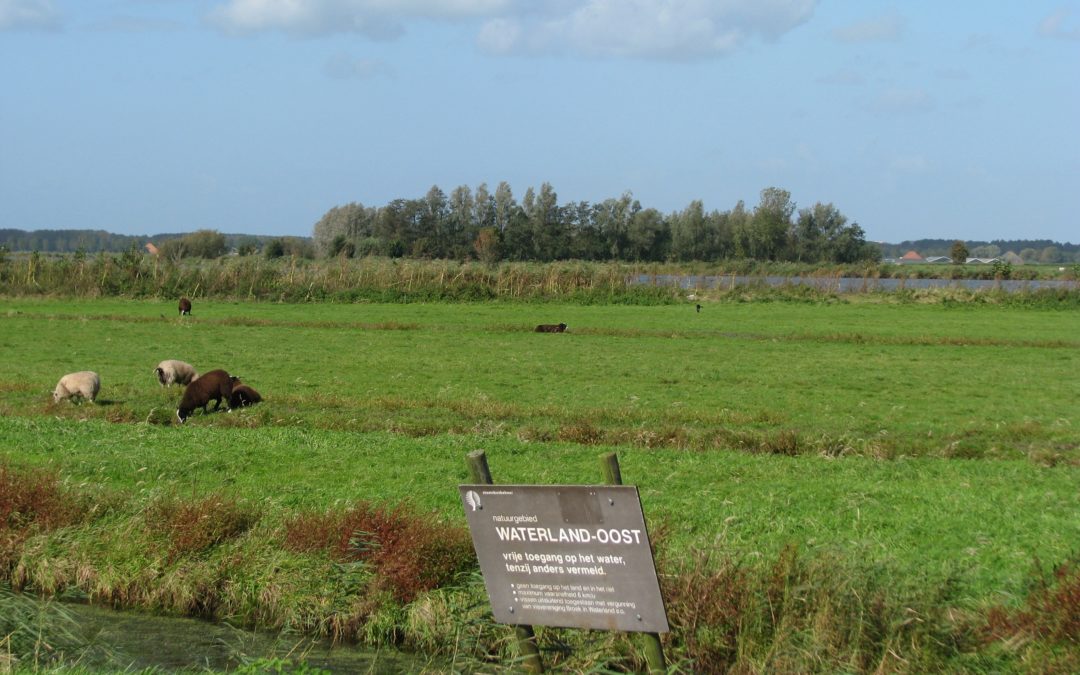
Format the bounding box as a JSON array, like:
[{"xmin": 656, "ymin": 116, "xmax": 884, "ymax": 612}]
[
  {"xmin": 460, "ymin": 483, "xmax": 669, "ymax": 633},
  {"xmin": 600, "ymin": 451, "xmax": 667, "ymax": 673},
  {"xmin": 466, "ymin": 450, "xmax": 544, "ymax": 673},
  {"xmin": 460, "ymin": 450, "xmax": 669, "ymax": 670}
]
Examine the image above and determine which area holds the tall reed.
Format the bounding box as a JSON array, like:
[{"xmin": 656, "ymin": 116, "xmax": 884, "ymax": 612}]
[{"xmin": 0, "ymin": 255, "xmax": 682, "ymax": 304}]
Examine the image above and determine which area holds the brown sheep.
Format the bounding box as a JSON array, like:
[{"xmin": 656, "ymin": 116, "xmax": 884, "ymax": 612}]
[
  {"xmin": 176, "ymin": 369, "xmax": 233, "ymax": 423},
  {"xmin": 178, "ymin": 297, "xmax": 192, "ymax": 316},
  {"xmin": 535, "ymin": 323, "xmax": 567, "ymax": 333},
  {"xmin": 230, "ymin": 383, "xmax": 262, "ymax": 408}
]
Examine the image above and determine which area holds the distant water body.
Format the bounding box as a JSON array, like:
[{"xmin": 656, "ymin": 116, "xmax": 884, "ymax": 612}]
[{"xmin": 632, "ymin": 274, "xmax": 1078, "ymax": 294}]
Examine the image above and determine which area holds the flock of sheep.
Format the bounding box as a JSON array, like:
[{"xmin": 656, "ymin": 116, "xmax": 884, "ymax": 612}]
[
  {"xmin": 51, "ymin": 298, "xmax": 262, "ymax": 424},
  {"xmin": 51, "ymin": 298, "xmax": 565, "ymax": 424}
]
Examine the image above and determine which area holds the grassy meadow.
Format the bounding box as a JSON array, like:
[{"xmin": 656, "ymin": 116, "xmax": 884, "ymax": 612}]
[{"xmin": 1, "ymin": 294, "xmax": 1078, "ymax": 672}]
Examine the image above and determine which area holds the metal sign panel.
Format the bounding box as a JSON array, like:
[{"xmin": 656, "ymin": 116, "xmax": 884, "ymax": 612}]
[{"xmin": 459, "ymin": 484, "xmax": 669, "ymax": 633}]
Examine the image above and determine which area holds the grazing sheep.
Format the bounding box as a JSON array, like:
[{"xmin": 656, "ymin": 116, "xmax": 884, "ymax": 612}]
[
  {"xmin": 178, "ymin": 297, "xmax": 192, "ymax": 316},
  {"xmin": 154, "ymin": 360, "xmax": 198, "ymax": 387},
  {"xmin": 53, "ymin": 371, "xmax": 100, "ymax": 404},
  {"xmin": 535, "ymin": 323, "xmax": 567, "ymax": 333},
  {"xmin": 176, "ymin": 369, "xmax": 233, "ymax": 423},
  {"xmin": 230, "ymin": 382, "xmax": 262, "ymax": 408},
  {"xmin": 696, "ymin": 304, "xmax": 702, "ymax": 313}
]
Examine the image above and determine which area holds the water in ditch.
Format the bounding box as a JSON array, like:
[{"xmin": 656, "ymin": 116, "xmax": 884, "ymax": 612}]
[{"xmin": 22, "ymin": 600, "xmax": 451, "ymax": 673}]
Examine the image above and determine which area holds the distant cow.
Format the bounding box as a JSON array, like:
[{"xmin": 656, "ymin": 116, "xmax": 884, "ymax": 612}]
[
  {"xmin": 178, "ymin": 297, "xmax": 192, "ymax": 316},
  {"xmin": 535, "ymin": 323, "xmax": 567, "ymax": 333}
]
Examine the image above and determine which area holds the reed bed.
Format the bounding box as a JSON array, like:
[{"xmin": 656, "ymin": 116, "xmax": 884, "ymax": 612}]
[
  {"xmin": 3, "ymin": 253, "xmax": 1077, "ymax": 305},
  {"xmin": 0, "ymin": 254, "xmax": 678, "ymax": 304}
]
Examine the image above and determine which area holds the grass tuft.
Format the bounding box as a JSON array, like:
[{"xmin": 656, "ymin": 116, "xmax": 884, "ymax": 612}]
[
  {"xmin": 661, "ymin": 545, "xmax": 976, "ymax": 672},
  {"xmin": 283, "ymin": 502, "xmax": 475, "ymax": 603},
  {"xmin": 0, "ymin": 464, "xmax": 86, "ymax": 570},
  {"xmin": 145, "ymin": 494, "xmax": 260, "ymax": 564},
  {"xmin": 985, "ymin": 557, "xmax": 1080, "ymax": 647}
]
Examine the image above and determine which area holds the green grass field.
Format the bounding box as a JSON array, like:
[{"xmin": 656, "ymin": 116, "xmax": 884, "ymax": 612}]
[{"xmin": 1, "ymin": 296, "xmax": 1078, "ymax": 671}]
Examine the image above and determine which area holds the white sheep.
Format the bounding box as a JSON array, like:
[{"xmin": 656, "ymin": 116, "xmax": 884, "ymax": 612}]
[
  {"xmin": 53, "ymin": 371, "xmax": 100, "ymax": 404},
  {"xmin": 154, "ymin": 360, "xmax": 199, "ymax": 387}
]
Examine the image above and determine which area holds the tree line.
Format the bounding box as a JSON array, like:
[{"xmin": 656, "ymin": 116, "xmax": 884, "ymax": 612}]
[
  {"xmin": 312, "ymin": 184, "xmax": 880, "ymax": 264},
  {"xmin": 0, "ymin": 229, "xmax": 307, "ymax": 258},
  {"xmin": 880, "ymin": 239, "xmax": 1080, "ymax": 264}
]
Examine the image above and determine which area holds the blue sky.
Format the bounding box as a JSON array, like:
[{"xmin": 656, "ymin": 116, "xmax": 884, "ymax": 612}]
[{"xmin": 2, "ymin": 1, "xmax": 1077, "ymax": 244}]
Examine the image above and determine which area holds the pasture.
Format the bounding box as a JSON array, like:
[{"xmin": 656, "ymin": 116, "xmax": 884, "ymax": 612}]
[{"xmin": 1, "ymin": 296, "xmax": 1078, "ymax": 671}]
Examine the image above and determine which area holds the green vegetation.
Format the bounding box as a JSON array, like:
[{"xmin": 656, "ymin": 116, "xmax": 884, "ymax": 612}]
[
  {"xmin": 309, "ymin": 184, "xmax": 879, "ymax": 263},
  {"xmin": 2, "ymin": 251, "xmax": 1078, "ymax": 308},
  {"xmin": 880, "ymin": 238, "xmax": 1080, "ymax": 264},
  {"xmin": 0, "ymin": 296, "xmax": 1077, "ymax": 672}
]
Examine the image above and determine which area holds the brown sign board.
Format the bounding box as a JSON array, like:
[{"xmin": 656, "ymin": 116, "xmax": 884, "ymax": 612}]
[{"xmin": 459, "ymin": 484, "xmax": 669, "ymax": 633}]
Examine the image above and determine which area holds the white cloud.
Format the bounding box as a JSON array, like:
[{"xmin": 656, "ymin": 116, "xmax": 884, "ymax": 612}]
[
  {"xmin": 477, "ymin": 17, "xmax": 521, "ymax": 54},
  {"xmin": 1038, "ymin": 8, "xmax": 1080, "ymax": 41},
  {"xmin": 0, "ymin": 0, "xmax": 61, "ymax": 31},
  {"xmin": 208, "ymin": 0, "xmax": 818, "ymax": 60},
  {"xmin": 831, "ymin": 11, "xmax": 904, "ymax": 44},
  {"xmin": 88, "ymin": 15, "xmax": 187, "ymax": 33},
  {"xmin": 207, "ymin": 0, "xmax": 509, "ymax": 37},
  {"xmin": 487, "ymin": 0, "xmax": 818, "ymax": 59}
]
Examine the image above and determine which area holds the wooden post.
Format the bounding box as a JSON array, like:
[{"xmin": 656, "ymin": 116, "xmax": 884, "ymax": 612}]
[
  {"xmin": 466, "ymin": 450, "xmax": 544, "ymax": 674},
  {"xmin": 599, "ymin": 452, "xmax": 667, "ymax": 674}
]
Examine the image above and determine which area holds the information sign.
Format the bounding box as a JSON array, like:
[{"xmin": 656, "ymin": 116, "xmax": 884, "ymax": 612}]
[{"xmin": 459, "ymin": 484, "xmax": 668, "ymax": 633}]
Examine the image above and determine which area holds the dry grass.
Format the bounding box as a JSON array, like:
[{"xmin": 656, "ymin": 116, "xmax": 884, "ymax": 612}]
[
  {"xmin": 983, "ymin": 557, "xmax": 1080, "ymax": 670},
  {"xmin": 145, "ymin": 493, "xmax": 260, "ymax": 564},
  {"xmin": 0, "ymin": 464, "xmax": 86, "ymax": 570},
  {"xmin": 283, "ymin": 501, "xmax": 475, "ymax": 604},
  {"xmin": 660, "ymin": 545, "xmax": 975, "ymax": 673}
]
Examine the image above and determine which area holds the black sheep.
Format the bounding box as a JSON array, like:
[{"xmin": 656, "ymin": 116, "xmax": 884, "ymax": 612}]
[
  {"xmin": 535, "ymin": 323, "xmax": 567, "ymax": 333},
  {"xmin": 176, "ymin": 369, "xmax": 233, "ymax": 423},
  {"xmin": 230, "ymin": 383, "xmax": 262, "ymax": 408},
  {"xmin": 178, "ymin": 297, "xmax": 192, "ymax": 316}
]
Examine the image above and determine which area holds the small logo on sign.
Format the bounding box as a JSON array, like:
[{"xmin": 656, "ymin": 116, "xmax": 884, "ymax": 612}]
[{"xmin": 465, "ymin": 490, "xmax": 482, "ymax": 511}]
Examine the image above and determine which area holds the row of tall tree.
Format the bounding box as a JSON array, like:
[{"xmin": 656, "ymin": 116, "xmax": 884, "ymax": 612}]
[{"xmin": 312, "ymin": 184, "xmax": 879, "ymax": 264}]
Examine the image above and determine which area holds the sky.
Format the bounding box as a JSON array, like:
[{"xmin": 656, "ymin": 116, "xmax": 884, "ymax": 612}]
[{"xmin": 1, "ymin": 1, "xmax": 1078, "ymax": 244}]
